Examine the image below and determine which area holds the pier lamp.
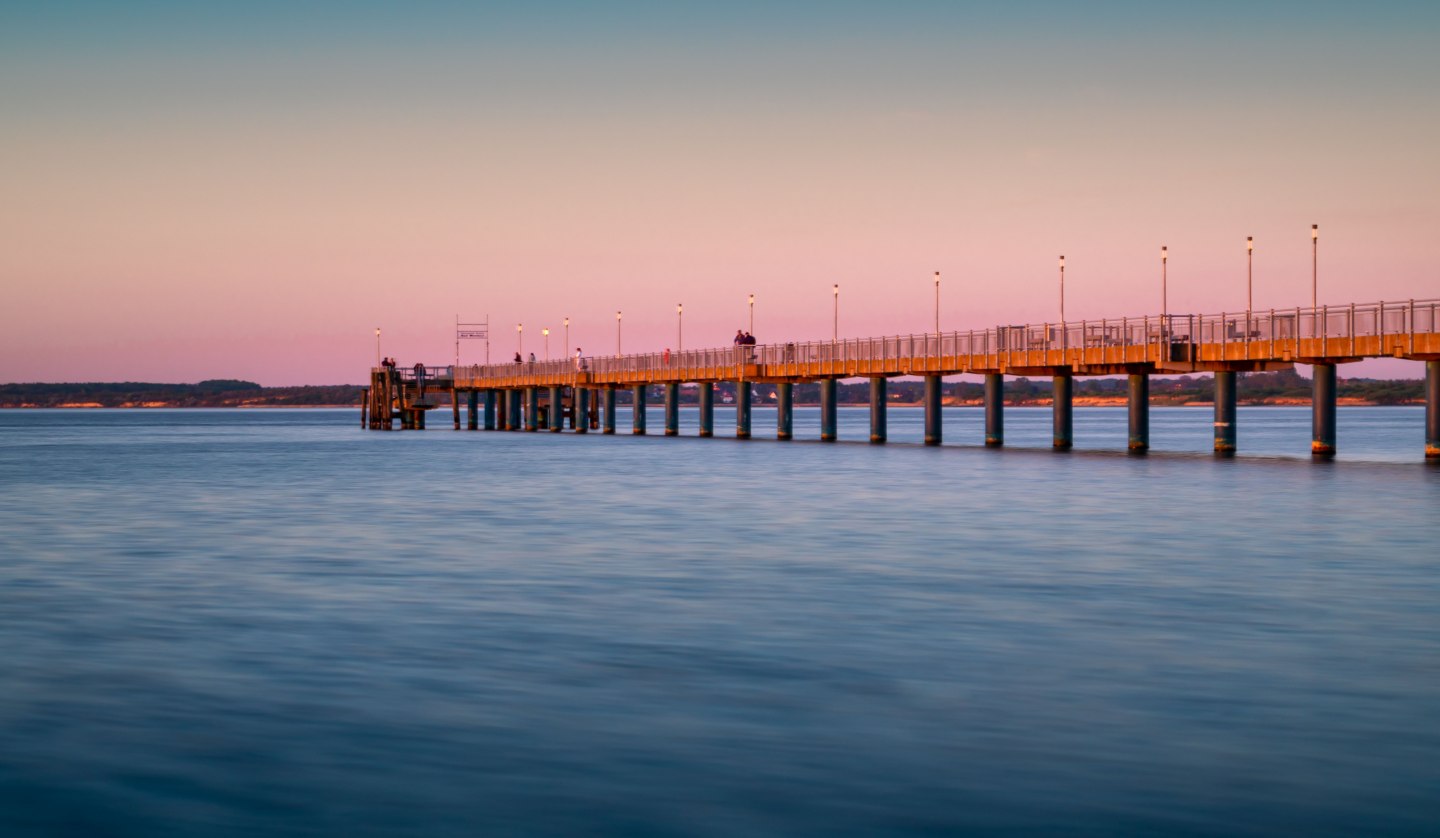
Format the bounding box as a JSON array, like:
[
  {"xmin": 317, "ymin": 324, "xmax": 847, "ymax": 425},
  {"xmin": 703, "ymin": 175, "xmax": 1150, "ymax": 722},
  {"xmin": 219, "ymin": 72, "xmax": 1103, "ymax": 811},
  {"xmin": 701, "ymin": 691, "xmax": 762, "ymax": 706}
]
[
  {"xmin": 517, "ymin": 323, "xmax": 523, "ymax": 355},
  {"xmin": 543, "ymin": 327, "xmax": 550, "ymax": 360},
  {"xmin": 934, "ymin": 271, "xmax": 941, "ymax": 336},
  {"xmin": 1059, "ymin": 256, "xmax": 1066, "ymax": 325},
  {"xmin": 375, "ymin": 327, "xmax": 380, "ymax": 367},
  {"xmin": 748, "ymin": 293, "xmax": 755, "ymax": 334},
  {"xmin": 833, "ymin": 284, "xmax": 839, "ymax": 342},
  {"xmin": 1247, "ymin": 236, "xmax": 1254, "ymax": 318},
  {"xmin": 616, "ymin": 310, "xmax": 622, "ymax": 355},
  {"xmin": 564, "ymin": 317, "xmax": 570, "ymax": 354},
  {"xmin": 1311, "ymin": 224, "xmax": 1319, "ymax": 310},
  {"xmin": 1160, "ymin": 247, "xmax": 1167, "ymax": 333},
  {"xmin": 677, "ymin": 303, "xmax": 683, "ymax": 353}
]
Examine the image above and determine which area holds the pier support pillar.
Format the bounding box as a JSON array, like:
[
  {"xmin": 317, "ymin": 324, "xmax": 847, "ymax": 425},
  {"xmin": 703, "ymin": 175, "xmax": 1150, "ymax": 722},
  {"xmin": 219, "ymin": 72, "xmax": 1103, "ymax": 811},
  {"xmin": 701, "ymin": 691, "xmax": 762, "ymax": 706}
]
[
  {"xmin": 984, "ymin": 373, "xmax": 1003, "ymax": 447},
  {"xmin": 736, "ymin": 382, "xmax": 751, "ymax": 439},
  {"xmin": 1428, "ymin": 361, "xmax": 1440, "ymax": 459},
  {"xmin": 923, "ymin": 375, "xmax": 942, "ymax": 446},
  {"xmin": 603, "ymin": 387, "xmax": 616, "ymax": 434},
  {"xmin": 1312, "ymin": 363, "xmax": 1337, "ymax": 458},
  {"xmin": 820, "ymin": 379, "xmax": 838, "ymax": 441},
  {"xmin": 633, "ymin": 385, "xmax": 647, "ymax": 435},
  {"xmin": 1214, "ymin": 371, "xmax": 1237, "ymax": 456},
  {"xmin": 484, "ymin": 390, "xmax": 496, "ymax": 430},
  {"xmin": 361, "ymin": 390, "xmax": 368, "ymax": 429},
  {"xmin": 1053, "ymin": 372, "xmax": 1073, "ymax": 450},
  {"xmin": 508, "ymin": 389, "xmax": 521, "ymax": 431},
  {"xmin": 575, "ymin": 388, "xmax": 589, "ymax": 433},
  {"xmin": 467, "ymin": 391, "xmax": 478, "ymax": 430},
  {"xmin": 698, "ymin": 383, "xmax": 714, "ymax": 437},
  {"xmin": 869, "ymin": 378, "xmax": 886, "ymax": 443},
  {"xmin": 664, "ymin": 382, "xmax": 680, "ymax": 436},
  {"xmin": 525, "ymin": 388, "xmax": 539, "ymax": 432},
  {"xmin": 549, "ymin": 386, "xmax": 563, "ymax": 432},
  {"xmin": 1127, "ymin": 374, "xmax": 1149, "ymax": 453},
  {"xmin": 777, "ymin": 383, "xmax": 793, "ymax": 440}
]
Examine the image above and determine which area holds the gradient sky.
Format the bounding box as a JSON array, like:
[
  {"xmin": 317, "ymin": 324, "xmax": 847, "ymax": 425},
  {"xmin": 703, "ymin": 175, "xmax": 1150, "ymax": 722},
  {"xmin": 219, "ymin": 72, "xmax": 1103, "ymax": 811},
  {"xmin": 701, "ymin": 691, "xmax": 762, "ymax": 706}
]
[{"xmin": 2, "ymin": 1, "xmax": 1438, "ymax": 385}]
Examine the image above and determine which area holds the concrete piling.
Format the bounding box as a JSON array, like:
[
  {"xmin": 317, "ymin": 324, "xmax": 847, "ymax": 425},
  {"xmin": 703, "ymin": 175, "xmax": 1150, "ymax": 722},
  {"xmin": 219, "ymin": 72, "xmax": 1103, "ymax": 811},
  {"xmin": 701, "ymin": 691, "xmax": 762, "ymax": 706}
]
[
  {"xmin": 736, "ymin": 382, "xmax": 751, "ymax": 439},
  {"xmin": 603, "ymin": 387, "xmax": 617, "ymax": 434},
  {"xmin": 664, "ymin": 382, "xmax": 679, "ymax": 436},
  {"xmin": 777, "ymin": 382, "xmax": 793, "ymax": 440},
  {"xmin": 1214, "ymin": 371, "xmax": 1237, "ymax": 455},
  {"xmin": 1428, "ymin": 361, "xmax": 1440, "ymax": 459},
  {"xmin": 869, "ymin": 378, "xmax": 886, "ymax": 443},
  {"xmin": 698, "ymin": 382, "xmax": 714, "ymax": 437},
  {"xmin": 633, "ymin": 385, "xmax": 647, "ymax": 435},
  {"xmin": 984, "ymin": 373, "xmax": 1003, "ymax": 447},
  {"xmin": 525, "ymin": 387, "xmax": 539, "ymax": 432},
  {"xmin": 820, "ymin": 379, "xmax": 838, "ymax": 441},
  {"xmin": 1127, "ymin": 374, "xmax": 1148, "ymax": 453},
  {"xmin": 575, "ymin": 388, "xmax": 589, "ymax": 433},
  {"xmin": 1053, "ymin": 372, "xmax": 1073, "ymax": 450},
  {"xmin": 1312, "ymin": 362, "xmax": 1337, "ymax": 458},
  {"xmin": 923, "ymin": 375, "xmax": 942, "ymax": 446}
]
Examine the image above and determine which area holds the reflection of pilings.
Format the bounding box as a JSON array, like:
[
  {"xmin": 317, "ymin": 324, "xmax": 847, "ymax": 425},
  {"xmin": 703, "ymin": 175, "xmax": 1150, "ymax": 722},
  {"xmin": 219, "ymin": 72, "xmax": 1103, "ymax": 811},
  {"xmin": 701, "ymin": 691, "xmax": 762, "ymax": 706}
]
[
  {"xmin": 603, "ymin": 387, "xmax": 616, "ymax": 434},
  {"xmin": 1427, "ymin": 361, "xmax": 1440, "ymax": 459},
  {"xmin": 984, "ymin": 373, "xmax": 1003, "ymax": 447},
  {"xmin": 1214, "ymin": 371, "xmax": 1237, "ymax": 456},
  {"xmin": 1312, "ymin": 363, "xmax": 1337, "ymax": 458},
  {"xmin": 484, "ymin": 390, "xmax": 496, "ymax": 430},
  {"xmin": 736, "ymin": 382, "xmax": 751, "ymax": 439},
  {"xmin": 1127, "ymin": 374, "xmax": 1148, "ymax": 452},
  {"xmin": 869, "ymin": 378, "xmax": 886, "ymax": 443},
  {"xmin": 576, "ymin": 388, "xmax": 589, "ymax": 434},
  {"xmin": 777, "ymin": 382, "xmax": 793, "ymax": 440},
  {"xmin": 1053, "ymin": 372, "xmax": 1073, "ymax": 450},
  {"xmin": 820, "ymin": 379, "xmax": 837, "ymax": 441},
  {"xmin": 633, "ymin": 385, "xmax": 647, "ymax": 434},
  {"xmin": 698, "ymin": 382, "xmax": 714, "ymax": 437},
  {"xmin": 550, "ymin": 386, "xmax": 563, "ymax": 433},
  {"xmin": 923, "ymin": 375, "xmax": 941, "ymax": 446},
  {"xmin": 665, "ymin": 382, "xmax": 679, "ymax": 436}
]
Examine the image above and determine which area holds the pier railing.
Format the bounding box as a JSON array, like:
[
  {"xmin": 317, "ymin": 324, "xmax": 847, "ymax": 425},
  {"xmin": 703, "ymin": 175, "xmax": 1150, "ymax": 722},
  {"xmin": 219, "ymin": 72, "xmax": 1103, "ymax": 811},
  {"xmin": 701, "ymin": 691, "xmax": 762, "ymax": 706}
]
[{"xmin": 452, "ymin": 298, "xmax": 1440, "ymax": 385}]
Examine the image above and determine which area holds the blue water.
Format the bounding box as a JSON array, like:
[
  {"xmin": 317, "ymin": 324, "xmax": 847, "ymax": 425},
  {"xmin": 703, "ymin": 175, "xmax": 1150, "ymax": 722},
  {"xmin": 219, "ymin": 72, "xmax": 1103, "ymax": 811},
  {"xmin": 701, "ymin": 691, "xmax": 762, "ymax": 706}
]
[{"xmin": 1, "ymin": 408, "xmax": 1438, "ymax": 836}]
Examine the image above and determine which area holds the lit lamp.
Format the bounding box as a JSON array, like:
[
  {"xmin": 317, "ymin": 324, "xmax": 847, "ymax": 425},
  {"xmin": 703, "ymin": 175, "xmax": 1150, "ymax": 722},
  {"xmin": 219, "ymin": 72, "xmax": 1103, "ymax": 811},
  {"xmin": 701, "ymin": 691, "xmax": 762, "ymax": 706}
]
[
  {"xmin": 564, "ymin": 317, "xmax": 570, "ymax": 354},
  {"xmin": 1311, "ymin": 224, "xmax": 1318, "ymax": 310},
  {"xmin": 677, "ymin": 303, "xmax": 683, "ymax": 352},
  {"xmin": 1059, "ymin": 255, "xmax": 1066, "ymax": 324},
  {"xmin": 1160, "ymin": 246, "xmax": 1167, "ymax": 333},
  {"xmin": 1246, "ymin": 236, "xmax": 1254, "ymax": 320},
  {"xmin": 543, "ymin": 327, "xmax": 550, "ymax": 360},
  {"xmin": 517, "ymin": 323, "xmax": 523, "ymax": 355},
  {"xmin": 616, "ymin": 310, "xmax": 622, "ymax": 355},
  {"xmin": 748, "ymin": 293, "xmax": 755, "ymax": 334},
  {"xmin": 375, "ymin": 327, "xmax": 381, "ymax": 366}
]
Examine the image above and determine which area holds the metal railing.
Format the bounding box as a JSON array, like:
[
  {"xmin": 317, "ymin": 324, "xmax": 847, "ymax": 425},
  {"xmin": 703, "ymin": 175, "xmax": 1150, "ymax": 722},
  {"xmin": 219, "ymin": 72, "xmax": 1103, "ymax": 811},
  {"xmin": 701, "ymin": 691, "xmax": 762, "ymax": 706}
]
[{"xmin": 449, "ymin": 299, "xmax": 1439, "ymax": 384}]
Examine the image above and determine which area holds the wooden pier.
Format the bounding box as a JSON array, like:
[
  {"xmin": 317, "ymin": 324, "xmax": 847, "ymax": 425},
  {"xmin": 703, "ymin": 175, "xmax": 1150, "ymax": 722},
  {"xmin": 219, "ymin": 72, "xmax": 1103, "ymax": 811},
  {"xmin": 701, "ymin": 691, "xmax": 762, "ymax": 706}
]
[{"xmin": 365, "ymin": 299, "xmax": 1440, "ymax": 459}]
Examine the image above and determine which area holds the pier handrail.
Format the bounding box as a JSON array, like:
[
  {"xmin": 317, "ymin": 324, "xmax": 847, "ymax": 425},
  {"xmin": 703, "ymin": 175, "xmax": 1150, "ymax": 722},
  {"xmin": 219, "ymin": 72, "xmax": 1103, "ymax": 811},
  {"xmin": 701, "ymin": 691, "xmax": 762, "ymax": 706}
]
[{"xmin": 450, "ymin": 298, "xmax": 1439, "ymax": 383}]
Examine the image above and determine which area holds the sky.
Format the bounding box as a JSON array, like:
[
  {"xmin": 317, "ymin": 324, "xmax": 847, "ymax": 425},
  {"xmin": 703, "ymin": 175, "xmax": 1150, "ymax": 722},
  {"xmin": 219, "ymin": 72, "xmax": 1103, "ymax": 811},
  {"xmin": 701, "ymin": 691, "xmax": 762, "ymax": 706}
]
[{"xmin": 2, "ymin": 1, "xmax": 1438, "ymax": 385}]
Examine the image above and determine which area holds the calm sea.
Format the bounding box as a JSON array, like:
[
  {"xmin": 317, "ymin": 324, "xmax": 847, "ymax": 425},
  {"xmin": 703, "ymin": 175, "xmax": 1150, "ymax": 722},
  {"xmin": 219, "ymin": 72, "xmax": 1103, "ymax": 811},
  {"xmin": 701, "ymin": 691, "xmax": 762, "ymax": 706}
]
[{"xmin": 1, "ymin": 407, "xmax": 1437, "ymax": 836}]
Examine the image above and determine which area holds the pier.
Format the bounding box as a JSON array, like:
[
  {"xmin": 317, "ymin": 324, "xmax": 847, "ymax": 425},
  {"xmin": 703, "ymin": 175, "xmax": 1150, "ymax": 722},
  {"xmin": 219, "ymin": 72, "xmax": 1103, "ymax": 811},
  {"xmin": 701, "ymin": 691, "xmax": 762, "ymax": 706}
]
[{"xmin": 366, "ymin": 299, "xmax": 1440, "ymax": 460}]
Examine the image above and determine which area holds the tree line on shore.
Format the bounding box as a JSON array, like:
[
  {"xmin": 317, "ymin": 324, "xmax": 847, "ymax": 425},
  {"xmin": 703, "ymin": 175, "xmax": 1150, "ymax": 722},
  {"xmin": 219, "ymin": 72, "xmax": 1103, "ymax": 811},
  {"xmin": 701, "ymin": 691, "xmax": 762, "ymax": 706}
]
[{"xmin": 0, "ymin": 369, "xmax": 1423, "ymax": 408}]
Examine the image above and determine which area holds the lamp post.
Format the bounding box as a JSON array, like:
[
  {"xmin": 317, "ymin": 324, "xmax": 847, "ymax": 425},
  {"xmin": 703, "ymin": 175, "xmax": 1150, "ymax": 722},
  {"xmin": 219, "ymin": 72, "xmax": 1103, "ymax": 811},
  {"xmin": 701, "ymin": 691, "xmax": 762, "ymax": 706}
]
[
  {"xmin": 1311, "ymin": 224, "xmax": 1318, "ymax": 310},
  {"xmin": 517, "ymin": 323, "xmax": 523, "ymax": 355},
  {"xmin": 543, "ymin": 328, "xmax": 550, "ymax": 360},
  {"xmin": 1247, "ymin": 236, "xmax": 1254, "ymax": 314},
  {"xmin": 1160, "ymin": 247, "xmax": 1167, "ymax": 335},
  {"xmin": 375, "ymin": 327, "xmax": 380, "ymax": 366},
  {"xmin": 832, "ymin": 284, "xmax": 839, "ymax": 342},
  {"xmin": 934, "ymin": 271, "xmax": 941, "ymax": 335},
  {"xmin": 748, "ymin": 293, "xmax": 755, "ymax": 334},
  {"xmin": 1059, "ymin": 256, "xmax": 1066, "ymax": 324},
  {"xmin": 564, "ymin": 317, "xmax": 570, "ymax": 355},
  {"xmin": 677, "ymin": 303, "xmax": 683, "ymax": 352},
  {"xmin": 616, "ymin": 310, "xmax": 622, "ymax": 355}
]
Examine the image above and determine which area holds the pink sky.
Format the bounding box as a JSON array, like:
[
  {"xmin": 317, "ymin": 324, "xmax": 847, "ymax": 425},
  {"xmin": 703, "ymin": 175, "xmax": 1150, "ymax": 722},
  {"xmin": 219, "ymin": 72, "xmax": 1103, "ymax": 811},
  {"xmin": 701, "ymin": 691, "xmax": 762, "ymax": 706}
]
[{"xmin": 2, "ymin": 4, "xmax": 1436, "ymax": 385}]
